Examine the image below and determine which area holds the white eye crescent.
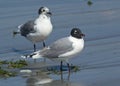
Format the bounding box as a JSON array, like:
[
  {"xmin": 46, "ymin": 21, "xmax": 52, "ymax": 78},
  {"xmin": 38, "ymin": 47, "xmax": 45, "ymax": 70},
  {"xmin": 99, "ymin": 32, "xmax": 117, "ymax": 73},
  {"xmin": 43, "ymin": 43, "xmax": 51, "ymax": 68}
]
[{"xmin": 74, "ymin": 30, "xmax": 77, "ymax": 34}]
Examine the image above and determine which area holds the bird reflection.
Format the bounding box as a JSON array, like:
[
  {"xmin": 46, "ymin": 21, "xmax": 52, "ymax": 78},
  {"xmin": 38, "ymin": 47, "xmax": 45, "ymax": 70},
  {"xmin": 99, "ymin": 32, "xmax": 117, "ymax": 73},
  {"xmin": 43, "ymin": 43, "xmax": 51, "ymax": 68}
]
[
  {"xmin": 21, "ymin": 62, "xmax": 80, "ymax": 86},
  {"xmin": 60, "ymin": 69, "xmax": 70, "ymax": 81},
  {"xmin": 27, "ymin": 76, "xmax": 80, "ymax": 86},
  {"xmin": 25, "ymin": 71, "xmax": 70, "ymax": 86},
  {"xmin": 26, "ymin": 72, "xmax": 53, "ymax": 86},
  {"xmin": 24, "ymin": 69, "xmax": 82, "ymax": 86},
  {"xmin": 46, "ymin": 65, "xmax": 73, "ymax": 81}
]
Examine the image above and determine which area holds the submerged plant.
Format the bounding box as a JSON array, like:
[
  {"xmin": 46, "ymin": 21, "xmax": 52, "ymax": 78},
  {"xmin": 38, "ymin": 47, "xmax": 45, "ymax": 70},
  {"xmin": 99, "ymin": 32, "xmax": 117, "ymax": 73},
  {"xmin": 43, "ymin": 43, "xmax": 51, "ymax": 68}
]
[
  {"xmin": 46, "ymin": 65, "xmax": 80, "ymax": 75},
  {"xmin": 0, "ymin": 68, "xmax": 17, "ymax": 78},
  {"xmin": 0, "ymin": 60, "xmax": 8, "ymax": 65},
  {"xmin": 87, "ymin": 0, "xmax": 93, "ymax": 6},
  {"xmin": 0, "ymin": 60, "xmax": 28, "ymax": 78},
  {"xmin": 71, "ymin": 66, "xmax": 80, "ymax": 72},
  {"xmin": 8, "ymin": 60, "xmax": 28, "ymax": 68}
]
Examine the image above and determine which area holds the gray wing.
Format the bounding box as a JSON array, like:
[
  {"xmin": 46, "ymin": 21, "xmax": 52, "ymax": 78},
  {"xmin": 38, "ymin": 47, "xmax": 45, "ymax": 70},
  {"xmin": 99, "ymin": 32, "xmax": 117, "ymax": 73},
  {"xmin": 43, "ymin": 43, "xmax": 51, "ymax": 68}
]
[
  {"xmin": 41, "ymin": 37, "xmax": 73, "ymax": 58},
  {"xmin": 20, "ymin": 20, "xmax": 36, "ymax": 37}
]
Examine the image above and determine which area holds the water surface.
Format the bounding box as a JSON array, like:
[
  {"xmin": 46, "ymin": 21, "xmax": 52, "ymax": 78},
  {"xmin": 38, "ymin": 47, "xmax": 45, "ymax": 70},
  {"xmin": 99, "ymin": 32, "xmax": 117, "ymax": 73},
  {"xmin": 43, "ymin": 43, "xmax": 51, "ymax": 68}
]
[{"xmin": 0, "ymin": 0, "xmax": 120, "ymax": 86}]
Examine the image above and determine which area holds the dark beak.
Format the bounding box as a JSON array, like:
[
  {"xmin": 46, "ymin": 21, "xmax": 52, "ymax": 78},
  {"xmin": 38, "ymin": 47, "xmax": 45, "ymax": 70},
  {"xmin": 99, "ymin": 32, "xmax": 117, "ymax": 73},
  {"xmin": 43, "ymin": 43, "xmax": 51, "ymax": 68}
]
[
  {"xmin": 47, "ymin": 12, "xmax": 52, "ymax": 15},
  {"xmin": 81, "ymin": 33, "xmax": 85, "ymax": 37}
]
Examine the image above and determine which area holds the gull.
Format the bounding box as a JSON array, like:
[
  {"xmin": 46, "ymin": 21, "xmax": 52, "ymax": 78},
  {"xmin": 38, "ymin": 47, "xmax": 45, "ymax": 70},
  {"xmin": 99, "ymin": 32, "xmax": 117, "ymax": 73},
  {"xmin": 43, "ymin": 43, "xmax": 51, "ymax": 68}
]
[
  {"xmin": 23, "ymin": 28, "xmax": 85, "ymax": 73},
  {"xmin": 13, "ymin": 7, "xmax": 53, "ymax": 52}
]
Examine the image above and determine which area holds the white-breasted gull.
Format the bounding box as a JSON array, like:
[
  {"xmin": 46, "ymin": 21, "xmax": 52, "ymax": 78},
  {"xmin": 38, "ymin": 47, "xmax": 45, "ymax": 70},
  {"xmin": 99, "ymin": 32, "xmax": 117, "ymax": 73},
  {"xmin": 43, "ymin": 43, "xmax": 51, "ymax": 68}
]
[
  {"xmin": 22, "ymin": 28, "xmax": 85, "ymax": 73},
  {"xmin": 13, "ymin": 7, "xmax": 53, "ymax": 52}
]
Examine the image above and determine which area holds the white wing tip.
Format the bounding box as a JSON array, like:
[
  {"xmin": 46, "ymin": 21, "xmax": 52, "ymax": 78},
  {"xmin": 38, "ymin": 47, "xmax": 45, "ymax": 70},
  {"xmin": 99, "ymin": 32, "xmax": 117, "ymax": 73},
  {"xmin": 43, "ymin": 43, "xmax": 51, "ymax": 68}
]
[
  {"xmin": 21, "ymin": 55, "xmax": 27, "ymax": 59},
  {"xmin": 18, "ymin": 24, "xmax": 23, "ymax": 29},
  {"xmin": 21, "ymin": 52, "xmax": 42, "ymax": 59}
]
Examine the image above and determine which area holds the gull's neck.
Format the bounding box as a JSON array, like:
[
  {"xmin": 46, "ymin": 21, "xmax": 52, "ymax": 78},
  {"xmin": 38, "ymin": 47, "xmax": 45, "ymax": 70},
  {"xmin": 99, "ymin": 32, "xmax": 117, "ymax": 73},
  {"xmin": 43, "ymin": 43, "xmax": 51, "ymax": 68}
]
[{"xmin": 38, "ymin": 14, "xmax": 50, "ymax": 20}]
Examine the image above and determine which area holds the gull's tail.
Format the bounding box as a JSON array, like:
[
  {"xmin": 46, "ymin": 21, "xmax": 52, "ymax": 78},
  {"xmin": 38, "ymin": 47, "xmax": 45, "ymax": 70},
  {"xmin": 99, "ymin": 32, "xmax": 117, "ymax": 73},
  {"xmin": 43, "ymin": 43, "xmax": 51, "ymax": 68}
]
[
  {"xmin": 13, "ymin": 24, "xmax": 23, "ymax": 37},
  {"xmin": 13, "ymin": 30, "xmax": 20, "ymax": 37},
  {"xmin": 21, "ymin": 47, "xmax": 49, "ymax": 60},
  {"xmin": 21, "ymin": 51, "xmax": 42, "ymax": 59}
]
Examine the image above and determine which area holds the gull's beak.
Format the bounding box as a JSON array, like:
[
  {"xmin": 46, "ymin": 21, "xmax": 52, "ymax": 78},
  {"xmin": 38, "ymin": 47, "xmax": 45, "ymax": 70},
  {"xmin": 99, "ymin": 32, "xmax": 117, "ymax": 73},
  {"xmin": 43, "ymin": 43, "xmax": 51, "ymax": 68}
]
[
  {"xmin": 47, "ymin": 12, "xmax": 52, "ymax": 16},
  {"xmin": 81, "ymin": 33, "xmax": 85, "ymax": 37}
]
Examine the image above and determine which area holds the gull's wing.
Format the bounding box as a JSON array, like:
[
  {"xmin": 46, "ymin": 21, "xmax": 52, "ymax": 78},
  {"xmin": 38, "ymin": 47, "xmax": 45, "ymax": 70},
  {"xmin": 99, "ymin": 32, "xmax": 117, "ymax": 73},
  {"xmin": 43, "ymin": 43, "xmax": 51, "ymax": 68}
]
[
  {"xmin": 20, "ymin": 20, "xmax": 36, "ymax": 37},
  {"xmin": 40, "ymin": 37, "xmax": 73, "ymax": 58}
]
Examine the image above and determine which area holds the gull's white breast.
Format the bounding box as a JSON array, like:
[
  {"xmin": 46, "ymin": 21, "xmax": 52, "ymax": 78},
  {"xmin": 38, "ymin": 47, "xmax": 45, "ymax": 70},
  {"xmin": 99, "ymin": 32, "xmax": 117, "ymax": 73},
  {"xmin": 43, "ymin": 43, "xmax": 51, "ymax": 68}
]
[
  {"xmin": 59, "ymin": 36, "xmax": 84, "ymax": 59},
  {"xmin": 27, "ymin": 15, "xmax": 52, "ymax": 43}
]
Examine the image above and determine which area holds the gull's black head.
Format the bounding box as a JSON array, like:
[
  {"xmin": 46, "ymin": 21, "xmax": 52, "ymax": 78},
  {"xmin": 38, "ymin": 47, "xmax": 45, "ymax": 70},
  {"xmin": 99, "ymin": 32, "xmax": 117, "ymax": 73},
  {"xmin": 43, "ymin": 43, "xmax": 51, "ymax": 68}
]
[
  {"xmin": 71, "ymin": 28, "xmax": 85, "ymax": 39},
  {"xmin": 38, "ymin": 7, "xmax": 52, "ymax": 16}
]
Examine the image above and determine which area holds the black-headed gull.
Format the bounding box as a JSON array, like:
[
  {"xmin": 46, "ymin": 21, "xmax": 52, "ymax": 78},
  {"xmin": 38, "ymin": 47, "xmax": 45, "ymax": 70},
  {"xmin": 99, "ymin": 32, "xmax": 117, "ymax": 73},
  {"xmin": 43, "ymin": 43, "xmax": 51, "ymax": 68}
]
[
  {"xmin": 13, "ymin": 7, "xmax": 53, "ymax": 52},
  {"xmin": 23, "ymin": 28, "xmax": 85, "ymax": 73}
]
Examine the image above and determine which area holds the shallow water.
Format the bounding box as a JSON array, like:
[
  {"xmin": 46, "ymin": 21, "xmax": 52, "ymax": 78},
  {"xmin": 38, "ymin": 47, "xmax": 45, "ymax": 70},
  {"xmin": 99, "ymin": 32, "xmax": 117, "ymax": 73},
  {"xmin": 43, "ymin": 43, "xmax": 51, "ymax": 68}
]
[{"xmin": 0, "ymin": 0, "xmax": 120, "ymax": 86}]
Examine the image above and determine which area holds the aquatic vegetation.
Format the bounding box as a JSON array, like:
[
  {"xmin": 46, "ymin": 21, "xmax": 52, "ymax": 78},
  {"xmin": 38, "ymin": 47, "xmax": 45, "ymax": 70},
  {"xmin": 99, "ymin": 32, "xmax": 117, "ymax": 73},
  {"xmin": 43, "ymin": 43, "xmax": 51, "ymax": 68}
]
[
  {"xmin": 0, "ymin": 68, "xmax": 17, "ymax": 78},
  {"xmin": 46, "ymin": 65, "xmax": 80, "ymax": 75},
  {"xmin": 71, "ymin": 66, "xmax": 80, "ymax": 72},
  {"xmin": 0, "ymin": 60, "xmax": 8, "ymax": 65},
  {"xmin": 8, "ymin": 60, "xmax": 28, "ymax": 68},
  {"xmin": 87, "ymin": 0, "xmax": 93, "ymax": 6},
  {"xmin": 0, "ymin": 59, "xmax": 80, "ymax": 78},
  {"xmin": 0, "ymin": 60, "xmax": 28, "ymax": 78}
]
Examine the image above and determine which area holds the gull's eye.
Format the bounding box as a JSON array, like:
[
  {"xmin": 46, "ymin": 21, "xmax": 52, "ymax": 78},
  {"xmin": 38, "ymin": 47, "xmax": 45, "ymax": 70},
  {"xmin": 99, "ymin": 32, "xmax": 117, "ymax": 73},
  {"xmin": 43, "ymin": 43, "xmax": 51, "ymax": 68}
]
[
  {"xmin": 42, "ymin": 9, "xmax": 45, "ymax": 12},
  {"xmin": 74, "ymin": 30, "xmax": 78, "ymax": 34}
]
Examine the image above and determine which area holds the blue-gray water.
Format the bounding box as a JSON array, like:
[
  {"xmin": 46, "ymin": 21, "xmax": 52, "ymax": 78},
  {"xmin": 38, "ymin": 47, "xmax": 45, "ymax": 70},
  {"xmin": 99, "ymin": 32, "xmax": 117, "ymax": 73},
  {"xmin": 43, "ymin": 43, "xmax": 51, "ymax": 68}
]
[{"xmin": 0, "ymin": 0, "xmax": 120, "ymax": 86}]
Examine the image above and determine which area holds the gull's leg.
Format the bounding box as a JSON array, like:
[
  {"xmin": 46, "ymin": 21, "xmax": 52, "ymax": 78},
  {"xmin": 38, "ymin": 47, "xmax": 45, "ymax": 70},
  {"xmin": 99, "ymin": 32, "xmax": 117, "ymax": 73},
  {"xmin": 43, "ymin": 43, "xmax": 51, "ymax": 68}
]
[
  {"xmin": 33, "ymin": 44, "xmax": 36, "ymax": 63},
  {"xmin": 67, "ymin": 63, "xmax": 70, "ymax": 80},
  {"xmin": 60, "ymin": 61, "xmax": 63, "ymax": 72},
  {"xmin": 43, "ymin": 41, "xmax": 46, "ymax": 62},
  {"xmin": 60, "ymin": 61, "xmax": 63, "ymax": 80},
  {"xmin": 67, "ymin": 63, "xmax": 70, "ymax": 74},
  {"xmin": 34, "ymin": 44, "xmax": 36, "ymax": 52},
  {"xmin": 43, "ymin": 41, "xmax": 46, "ymax": 47}
]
